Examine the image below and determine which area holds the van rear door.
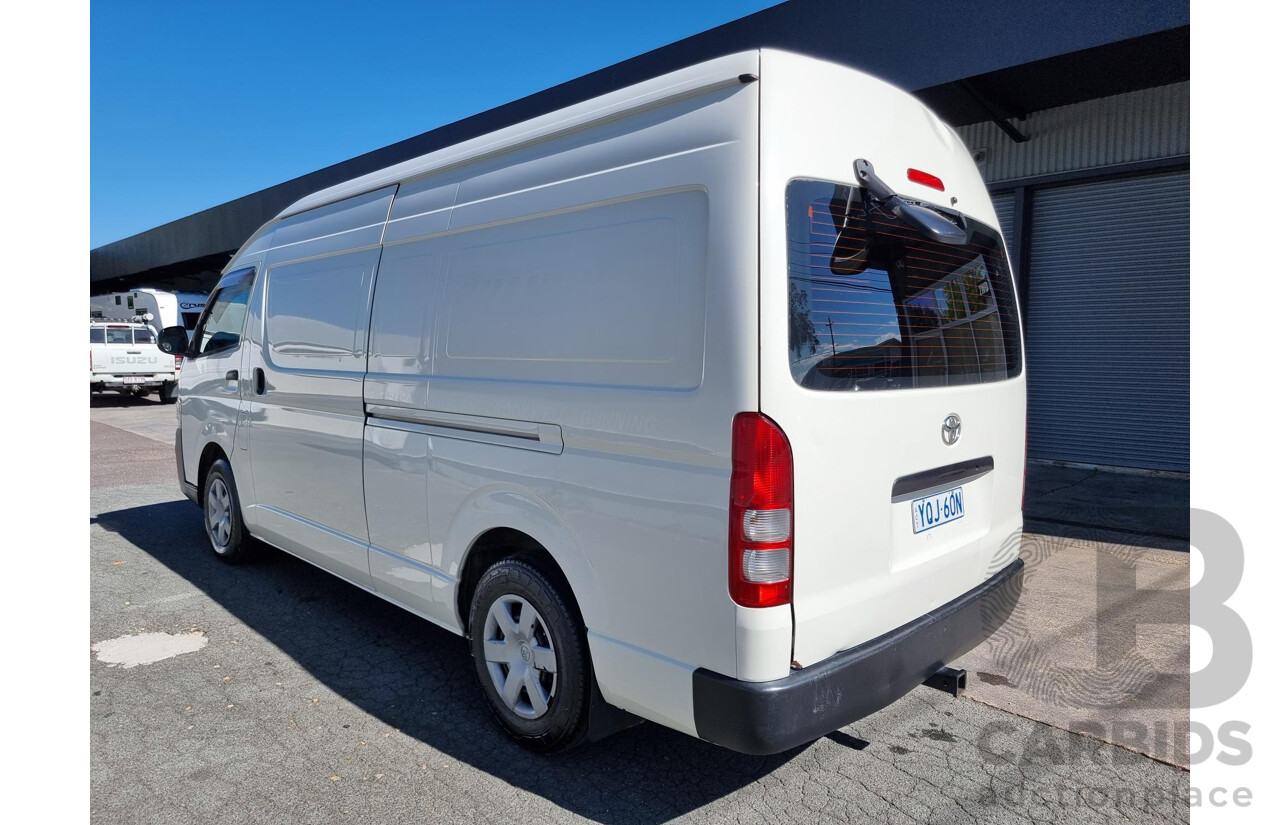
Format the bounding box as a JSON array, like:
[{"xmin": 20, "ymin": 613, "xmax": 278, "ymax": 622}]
[
  {"xmin": 772, "ymin": 177, "xmax": 1026, "ymax": 668},
  {"xmin": 758, "ymin": 51, "xmax": 1027, "ymax": 669}
]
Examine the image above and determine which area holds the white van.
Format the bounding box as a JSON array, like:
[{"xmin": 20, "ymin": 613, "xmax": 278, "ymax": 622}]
[{"xmin": 163, "ymin": 50, "xmax": 1026, "ymax": 754}]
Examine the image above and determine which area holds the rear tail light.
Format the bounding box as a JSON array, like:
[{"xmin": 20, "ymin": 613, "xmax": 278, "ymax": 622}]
[
  {"xmin": 729, "ymin": 412, "xmax": 793, "ymax": 608},
  {"xmin": 174, "ymin": 354, "xmax": 184, "ymax": 372}
]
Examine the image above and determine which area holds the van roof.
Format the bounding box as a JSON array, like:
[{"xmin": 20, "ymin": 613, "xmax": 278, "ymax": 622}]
[{"xmin": 277, "ymin": 50, "xmax": 775, "ymax": 220}]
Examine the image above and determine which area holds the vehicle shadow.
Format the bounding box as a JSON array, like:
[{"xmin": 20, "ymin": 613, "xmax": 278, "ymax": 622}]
[
  {"xmin": 89, "ymin": 393, "xmax": 165, "ymax": 407},
  {"xmin": 92, "ymin": 500, "xmax": 803, "ymax": 822}
]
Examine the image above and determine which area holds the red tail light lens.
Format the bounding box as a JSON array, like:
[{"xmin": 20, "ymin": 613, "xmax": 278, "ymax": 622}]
[
  {"xmin": 907, "ymin": 168, "xmax": 945, "ymax": 191},
  {"xmin": 174, "ymin": 354, "xmax": 184, "ymax": 372},
  {"xmin": 729, "ymin": 412, "xmax": 793, "ymax": 608}
]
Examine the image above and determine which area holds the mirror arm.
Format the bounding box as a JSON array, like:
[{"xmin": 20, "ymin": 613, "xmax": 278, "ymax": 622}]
[
  {"xmin": 853, "ymin": 159, "xmax": 896, "ymax": 204},
  {"xmin": 853, "ymin": 159, "xmax": 968, "ymax": 246}
]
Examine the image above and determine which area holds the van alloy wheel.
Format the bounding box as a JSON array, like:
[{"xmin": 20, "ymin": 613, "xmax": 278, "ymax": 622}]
[
  {"xmin": 469, "ymin": 558, "xmax": 589, "ymax": 751},
  {"xmin": 482, "ymin": 595, "xmax": 558, "ymax": 720},
  {"xmin": 201, "ymin": 458, "xmax": 255, "ymax": 563},
  {"xmin": 206, "ymin": 477, "xmax": 233, "ymax": 552}
]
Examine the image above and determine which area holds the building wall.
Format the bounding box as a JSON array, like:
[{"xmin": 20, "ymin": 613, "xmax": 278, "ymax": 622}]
[
  {"xmin": 959, "ymin": 82, "xmax": 1190, "ymax": 473},
  {"xmin": 958, "ymin": 81, "xmax": 1188, "ymax": 184}
]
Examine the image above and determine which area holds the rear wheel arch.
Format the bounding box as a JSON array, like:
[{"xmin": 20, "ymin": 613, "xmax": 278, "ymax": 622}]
[{"xmin": 457, "ymin": 528, "xmax": 584, "ymax": 638}]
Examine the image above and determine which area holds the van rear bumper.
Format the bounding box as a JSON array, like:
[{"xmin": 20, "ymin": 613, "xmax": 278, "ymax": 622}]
[{"xmin": 691, "ymin": 558, "xmax": 1024, "ymax": 755}]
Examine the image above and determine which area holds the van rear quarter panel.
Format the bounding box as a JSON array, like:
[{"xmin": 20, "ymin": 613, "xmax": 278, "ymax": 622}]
[{"xmin": 364, "ymin": 71, "xmax": 762, "ymax": 731}]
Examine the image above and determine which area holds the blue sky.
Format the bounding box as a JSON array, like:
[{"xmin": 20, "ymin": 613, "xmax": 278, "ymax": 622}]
[{"xmin": 91, "ymin": 0, "xmax": 780, "ymax": 248}]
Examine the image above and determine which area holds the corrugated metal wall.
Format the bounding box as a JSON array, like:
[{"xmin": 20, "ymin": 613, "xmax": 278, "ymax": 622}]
[
  {"xmin": 991, "ymin": 192, "xmax": 1015, "ymax": 238},
  {"xmin": 958, "ymin": 82, "xmax": 1188, "ymax": 184},
  {"xmin": 1024, "ymin": 171, "xmax": 1190, "ymax": 471}
]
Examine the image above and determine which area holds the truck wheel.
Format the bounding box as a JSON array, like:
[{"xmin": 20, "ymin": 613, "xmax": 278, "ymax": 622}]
[
  {"xmin": 469, "ymin": 558, "xmax": 589, "ymax": 752},
  {"xmin": 202, "ymin": 459, "xmax": 255, "ymax": 563},
  {"xmin": 160, "ymin": 381, "xmax": 178, "ymax": 404}
]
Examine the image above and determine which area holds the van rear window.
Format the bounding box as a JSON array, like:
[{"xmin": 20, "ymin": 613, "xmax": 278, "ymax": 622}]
[{"xmin": 786, "ymin": 179, "xmax": 1022, "ymax": 391}]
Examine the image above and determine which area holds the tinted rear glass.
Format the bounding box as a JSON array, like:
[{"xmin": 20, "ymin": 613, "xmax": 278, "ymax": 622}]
[
  {"xmin": 787, "ymin": 179, "xmax": 1022, "ymax": 391},
  {"xmin": 133, "ymin": 327, "xmax": 155, "ymax": 345},
  {"xmin": 90, "ymin": 327, "xmax": 105, "ymax": 344},
  {"xmin": 105, "ymin": 327, "xmax": 131, "ymax": 345}
]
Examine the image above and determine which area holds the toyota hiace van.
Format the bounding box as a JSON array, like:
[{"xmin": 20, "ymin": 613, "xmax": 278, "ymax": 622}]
[{"xmin": 163, "ymin": 50, "xmax": 1026, "ymax": 754}]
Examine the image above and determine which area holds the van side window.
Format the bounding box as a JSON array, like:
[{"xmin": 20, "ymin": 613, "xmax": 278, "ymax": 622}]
[
  {"xmin": 192, "ymin": 269, "xmax": 255, "ymax": 357},
  {"xmin": 90, "ymin": 327, "xmax": 105, "ymax": 344}
]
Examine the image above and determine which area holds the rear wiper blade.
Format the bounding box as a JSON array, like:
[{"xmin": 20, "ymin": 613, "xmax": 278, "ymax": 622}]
[{"xmin": 853, "ymin": 159, "xmax": 967, "ymax": 246}]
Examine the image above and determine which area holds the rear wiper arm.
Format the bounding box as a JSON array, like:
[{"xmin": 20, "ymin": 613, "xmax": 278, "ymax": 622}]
[{"xmin": 853, "ymin": 159, "xmax": 967, "ymax": 246}]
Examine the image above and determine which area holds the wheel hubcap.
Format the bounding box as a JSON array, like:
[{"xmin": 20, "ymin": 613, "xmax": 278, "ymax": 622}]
[
  {"xmin": 206, "ymin": 477, "xmax": 233, "ymax": 552},
  {"xmin": 482, "ymin": 595, "xmax": 558, "ymax": 720}
]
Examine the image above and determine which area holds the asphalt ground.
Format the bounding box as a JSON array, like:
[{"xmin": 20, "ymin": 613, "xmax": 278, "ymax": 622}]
[{"xmin": 90, "ymin": 398, "xmax": 1190, "ymax": 824}]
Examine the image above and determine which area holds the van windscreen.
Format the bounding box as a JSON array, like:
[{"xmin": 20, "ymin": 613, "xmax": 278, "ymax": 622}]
[{"xmin": 786, "ymin": 179, "xmax": 1022, "ymax": 391}]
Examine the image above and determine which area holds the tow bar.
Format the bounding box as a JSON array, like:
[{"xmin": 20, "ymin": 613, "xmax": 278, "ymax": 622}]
[{"xmin": 923, "ymin": 666, "xmax": 967, "ymax": 697}]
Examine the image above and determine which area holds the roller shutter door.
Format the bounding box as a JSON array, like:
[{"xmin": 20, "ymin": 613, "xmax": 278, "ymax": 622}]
[
  {"xmin": 1024, "ymin": 170, "xmax": 1189, "ymax": 471},
  {"xmin": 990, "ymin": 192, "xmax": 1015, "ymax": 238}
]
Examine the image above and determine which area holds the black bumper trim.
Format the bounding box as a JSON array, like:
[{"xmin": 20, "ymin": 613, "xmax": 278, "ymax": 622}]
[
  {"xmin": 692, "ymin": 558, "xmax": 1024, "ymax": 754},
  {"xmin": 176, "ymin": 427, "xmax": 198, "ymax": 505}
]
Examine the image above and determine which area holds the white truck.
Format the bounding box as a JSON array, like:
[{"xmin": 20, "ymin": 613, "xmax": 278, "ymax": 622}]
[
  {"xmin": 90, "ymin": 288, "xmax": 207, "ymax": 333},
  {"xmin": 90, "ymin": 318, "xmax": 180, "ymax": 403}
]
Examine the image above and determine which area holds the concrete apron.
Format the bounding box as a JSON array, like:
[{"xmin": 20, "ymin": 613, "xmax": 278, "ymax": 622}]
[{"xmin": 957, "ymin": 531, "xmax": 1190, "ymax": 767}]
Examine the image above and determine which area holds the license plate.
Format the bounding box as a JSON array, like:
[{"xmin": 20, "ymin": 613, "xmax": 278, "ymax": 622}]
[
  {"xmin": 912, "ymin": 486, "xmax": 965, "ymax": 533},
  {"xmin": 121, "ymin": 376, "xmax": 147, "ymax": 384}
]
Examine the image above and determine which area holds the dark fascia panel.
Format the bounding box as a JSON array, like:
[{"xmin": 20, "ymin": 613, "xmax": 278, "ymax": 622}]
[
  {"xmin": 917, "ymin": 25, "xmax": 1190, "ymax": 126},
  {"xmin": 91, "ymin": 0, "xmax": 1189, "ymax": 281}
]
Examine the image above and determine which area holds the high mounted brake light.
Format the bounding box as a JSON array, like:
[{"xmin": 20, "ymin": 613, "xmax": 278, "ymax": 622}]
[
  {"xmin": 729, "ymin": 413, "xmax": 793, "ymax": 608},
  {"xmin": 907, "ymin": 168, "xmax": 945, "ymax": 191}
]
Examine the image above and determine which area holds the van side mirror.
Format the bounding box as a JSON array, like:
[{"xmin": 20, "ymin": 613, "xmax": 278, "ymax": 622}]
[{"xmin": 158, "ymin": 326, "xmax": 190, "ymax": 355}]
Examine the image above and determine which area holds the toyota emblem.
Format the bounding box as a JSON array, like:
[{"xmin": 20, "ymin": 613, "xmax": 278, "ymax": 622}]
[{"xmin": 941, "ymin": 414, "xmax": 962, "ymax": 446}]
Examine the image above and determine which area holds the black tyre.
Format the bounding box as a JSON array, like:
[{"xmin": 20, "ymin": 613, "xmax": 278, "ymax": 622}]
[
  {"xmin": 469, "ymin": 558, "xmax": 590, "ymax": 752},
  {"xmin": 202, "ymin": 458, "xmax": 255, "ymax": 563},
  {"xmin": 160, "ymin": 381, "xmax": 178, "ymax": 404}
]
